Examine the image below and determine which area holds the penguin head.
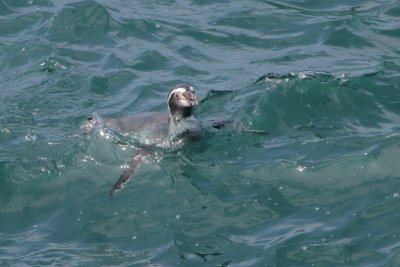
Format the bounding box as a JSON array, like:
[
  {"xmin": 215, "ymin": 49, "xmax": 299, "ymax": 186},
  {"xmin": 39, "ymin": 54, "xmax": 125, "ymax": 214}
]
[
  {"xmin": 168, "ymin": 84, "xmax": 198, "ymax": 108},
  {"xmin": 167, "ymin": 84, "xmax": 198, "ymax": 120}
]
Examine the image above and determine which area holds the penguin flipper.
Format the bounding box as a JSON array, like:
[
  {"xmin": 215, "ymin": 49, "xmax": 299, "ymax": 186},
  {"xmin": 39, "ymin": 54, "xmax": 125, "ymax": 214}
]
[
  {"xmin": 211, "ymin": 119, "xmax": 233, "ymax": 129},
  {"xmin": 202, "ymin": 117, "xmax": 234, "ymax": 130},
  {"xmin": 109, "ymin": 148, "xmax": 150, "ymax": 196}
]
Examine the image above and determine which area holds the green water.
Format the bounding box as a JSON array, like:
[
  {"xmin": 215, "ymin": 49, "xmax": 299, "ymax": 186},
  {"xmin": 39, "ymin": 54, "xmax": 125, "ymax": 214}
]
[{"xmin": 1, "ymin": 0, "xmax": 400, "ymax": 266}]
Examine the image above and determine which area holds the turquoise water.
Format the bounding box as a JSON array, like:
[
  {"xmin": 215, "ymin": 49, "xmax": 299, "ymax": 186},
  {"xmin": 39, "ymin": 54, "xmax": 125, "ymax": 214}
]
[{"xmin": 1, "ymin": 0, "xmax": 400, "ymax": 266}]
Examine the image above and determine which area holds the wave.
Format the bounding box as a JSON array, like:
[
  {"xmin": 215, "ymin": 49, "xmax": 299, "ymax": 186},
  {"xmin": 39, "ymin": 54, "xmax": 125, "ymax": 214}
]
[{"xmin": 238, "ymin": 71, "xmax": 397, "ymax": 136}]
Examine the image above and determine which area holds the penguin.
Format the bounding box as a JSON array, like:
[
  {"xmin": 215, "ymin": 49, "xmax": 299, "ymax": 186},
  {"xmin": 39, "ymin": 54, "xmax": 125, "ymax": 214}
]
[
  {"xmin": 104, "ymin": 83, "xmax": 199, "ymax": 140},
  {"xmin": 85, "ymin": 84, "xmax": 200, "ymax": 195}
]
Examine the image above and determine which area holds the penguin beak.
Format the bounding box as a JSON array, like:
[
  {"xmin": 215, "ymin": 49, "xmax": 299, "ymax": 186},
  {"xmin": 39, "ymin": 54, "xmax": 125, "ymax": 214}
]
[{"xmin": 182, "ymin": 90, "xmax": 198, "ymax": 106}]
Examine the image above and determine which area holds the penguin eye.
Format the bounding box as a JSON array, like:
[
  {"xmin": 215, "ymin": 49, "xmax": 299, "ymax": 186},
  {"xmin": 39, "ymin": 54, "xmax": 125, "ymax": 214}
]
[{"xmin": 174, "ymin": 93, "xmax": 180, "ymax": 99}]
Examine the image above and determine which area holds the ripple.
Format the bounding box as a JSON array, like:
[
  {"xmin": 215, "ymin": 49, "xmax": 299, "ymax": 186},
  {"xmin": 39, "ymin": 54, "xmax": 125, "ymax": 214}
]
[
  {"xmin": 90, "ymin": 70, "xmax": 137, "ymax": 95},
  {"xmin": 48, "ymin": 1, "xmax": 113, "ymax": 44}
]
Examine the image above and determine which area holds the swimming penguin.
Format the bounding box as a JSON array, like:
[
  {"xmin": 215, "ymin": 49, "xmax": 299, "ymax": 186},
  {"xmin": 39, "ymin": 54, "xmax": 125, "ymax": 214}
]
[
  {"xmin": 104, "ymin": 83, "xmax": 199, "ymax": 138},
  {"xmin": 85, "ymin": 84, "xmax": 200, "ymax": 195}
]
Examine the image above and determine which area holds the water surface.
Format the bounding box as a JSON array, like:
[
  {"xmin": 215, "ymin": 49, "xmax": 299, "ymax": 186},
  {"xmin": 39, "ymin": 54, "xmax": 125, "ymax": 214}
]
[{"xmin": 1, "ymin": 0, "xmax": 400, "ymax": 266}]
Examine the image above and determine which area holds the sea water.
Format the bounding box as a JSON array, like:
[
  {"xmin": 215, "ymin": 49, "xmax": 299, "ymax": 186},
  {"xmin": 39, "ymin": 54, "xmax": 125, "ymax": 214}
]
[{"xmin": 1, "ymin": 1, "xmax": 400, "ymax": 266}]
